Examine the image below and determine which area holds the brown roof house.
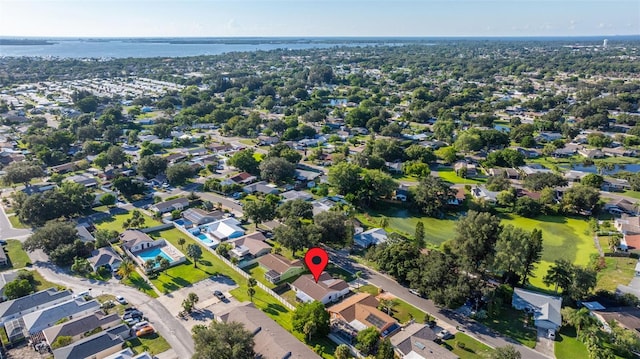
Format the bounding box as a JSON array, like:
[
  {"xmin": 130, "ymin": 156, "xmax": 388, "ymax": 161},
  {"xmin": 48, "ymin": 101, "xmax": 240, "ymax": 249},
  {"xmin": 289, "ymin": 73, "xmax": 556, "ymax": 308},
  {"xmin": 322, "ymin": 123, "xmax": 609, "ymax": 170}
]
[
  {"xmin": 257, "ymin": 253, "xmax": 303, "ymax": 284},
  {"xmin": 327, "ymin": 292, "xmax": 400, "ymax": 337},
  {"xmin": 42, "ymin": 311, "xmax": 121, "ymax": 346},
  {"xmin": 290, "ymin": 273, "xmax": 350, "ymax": 305},
  {"xmin": 218, "ymin": 303, "xmax": 320, "ymax": 359},
  {"xmin": 227, "ymin": 232, "xmax": 272, "ymax": 265},
  {"xmin": 615, "ymin": 215, "xmax": 640, "ymax": 235}
]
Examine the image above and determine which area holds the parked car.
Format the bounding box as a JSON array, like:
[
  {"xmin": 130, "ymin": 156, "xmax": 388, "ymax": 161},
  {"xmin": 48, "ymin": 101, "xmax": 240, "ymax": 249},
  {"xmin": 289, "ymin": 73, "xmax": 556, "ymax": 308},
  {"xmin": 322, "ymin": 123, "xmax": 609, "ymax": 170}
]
[
  {"xmin": 214, "ymin": 290, "xmax": 226, "ymax": 301},
  {"xmin": 123, "ymin": 307, "xmax": 138, "ymax": 313},
  {"xmin": 547, "ymin": 329, "xmax": 556, "ymax": 340},
  {"xmin": 124, "ymin": 317, "xmax": 141, "ymax": 326},
  {"xmin": 132, "ymin": 321, "xmax": 150, "ymax": 331},
  {"xmin": 0, "ymin": 240, "xmax": 7, "ymax": 246},
  {"xmin": 123, "ymin": 311, "xmax": 143, "ymax": 320},
  {"xmin": 100, "ymin": 300, "xmax": 115, "ymax": 309},
  {"xmin": 409, "ymin": 289, "xmax": 421, "ymax": 297},
  {"xmin": 116, "ymin": 296, "xmax": 127, "ymax": 305},
  {"xmin": 437, "ymin": 330, "xmax": 453, "ymax": 340},
  {"xmin": 136, "ymin": 325, "xmax": 155, "ymax": 337}
]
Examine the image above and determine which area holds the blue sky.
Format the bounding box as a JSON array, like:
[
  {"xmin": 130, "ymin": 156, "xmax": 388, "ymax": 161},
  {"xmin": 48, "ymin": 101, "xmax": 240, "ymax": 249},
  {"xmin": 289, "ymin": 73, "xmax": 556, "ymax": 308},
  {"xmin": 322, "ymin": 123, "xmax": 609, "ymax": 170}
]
[{"xmin": 0, "ymin": 0, "xmax": 638, "ymax": 37}]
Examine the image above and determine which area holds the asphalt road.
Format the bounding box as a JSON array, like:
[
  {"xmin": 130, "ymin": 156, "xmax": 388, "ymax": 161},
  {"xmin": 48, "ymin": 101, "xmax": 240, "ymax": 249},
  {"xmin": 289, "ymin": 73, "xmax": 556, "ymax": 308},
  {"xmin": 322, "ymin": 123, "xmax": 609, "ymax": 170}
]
[
  {"xmin": 325, "ymin": 247, "xmax": 552, "ymax": 359},
  {"xmin": 0, "ymin": 205, "xmax": 31, "ymax": 241}
]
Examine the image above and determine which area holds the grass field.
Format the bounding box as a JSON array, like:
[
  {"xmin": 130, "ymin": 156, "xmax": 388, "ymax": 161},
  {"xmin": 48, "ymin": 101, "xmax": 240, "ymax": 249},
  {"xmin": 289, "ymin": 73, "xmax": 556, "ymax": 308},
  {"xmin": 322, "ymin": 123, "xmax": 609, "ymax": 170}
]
[
  {"xmin": 32, "ymin": 269, "xmax": 64, "ymax": 291},
  {"xmin": 122, "ymin": 271, "xmax": 159, "ymax": 298},
  {"xmin": 555, "ymin": 326, "xmax": 589, "ymax": 359},
  {"xmin": 596, "ymin": 257, "xmax": 636, "ymax": 292},
  {"xmin": 95, "ymin": 211, "xmax": 162, "ymax": 231},
  {"xmin": 7, "ymin": 215, "xmax": 28, "ymax": 229},
  {"xmin": 127, "ymin": 333, "xmax": 171, "ymax": 355},
  {"xmin": 443, "ymin": 332, "xmax": 494, "ymax": 359},
  {"xmin": 479, "ymin": 307, "xmax": 537, "ymax": 348},
  {"xmin": 3, "ymin": 240, "xmax": 31, "ymax": 269},
  {"xmin": 436, "ymin": 167, "xmax": 486, "ymax": 185},
  {"xmin": 623, "ymin": 190, "xmax": 640, "ymax": 200}
]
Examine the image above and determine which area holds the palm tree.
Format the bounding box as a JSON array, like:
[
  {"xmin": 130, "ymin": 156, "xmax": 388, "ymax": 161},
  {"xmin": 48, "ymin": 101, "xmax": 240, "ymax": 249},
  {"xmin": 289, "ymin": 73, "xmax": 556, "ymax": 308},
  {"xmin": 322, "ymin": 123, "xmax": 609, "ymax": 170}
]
[
  {"xmin": 187, "ymin": 244, "xmax": 203, "ymax": 268},
  {"xmin": 117, "ymin": 259, "xmax": 135, "ymax": 280},
  {"xmin": 248, "ymin": 278, "xmax": 257, "ymax": 288},
  {"xmin": 562, "ymin": 307, "xmax": 593, "ymax": 336},
  {"xmin": 247, "ymin": 287, "xmax": 256, "ymax": 302},
  {"xmin": 178, "ymin": 238, "xmax": 186, "ymax": 249},
  {"xmin": 378, "ymin": 298, "xmax": 397, "ymax": 316},
  {"xmin": 543, "ymin": 259, "xmax": 573, "ymax": 294},
  {"xmin": 144, "ymin": 259, "xmax": 155, "ymax": 272}
]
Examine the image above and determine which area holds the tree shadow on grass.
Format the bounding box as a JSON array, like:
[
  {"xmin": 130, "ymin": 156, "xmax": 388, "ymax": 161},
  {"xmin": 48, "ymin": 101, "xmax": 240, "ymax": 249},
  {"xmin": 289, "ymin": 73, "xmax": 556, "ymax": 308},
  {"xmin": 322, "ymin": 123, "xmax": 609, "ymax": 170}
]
[
  {"xmin": 263, "ymin": 302, "xmax": 288, "ymax": 316},
  {"xmin": 171, "ymin": 277, "xmax": 191, "ymax": 288},
  {"xmin": 199, "ymin": 260, "xmax": 212, "ymax": 266}
]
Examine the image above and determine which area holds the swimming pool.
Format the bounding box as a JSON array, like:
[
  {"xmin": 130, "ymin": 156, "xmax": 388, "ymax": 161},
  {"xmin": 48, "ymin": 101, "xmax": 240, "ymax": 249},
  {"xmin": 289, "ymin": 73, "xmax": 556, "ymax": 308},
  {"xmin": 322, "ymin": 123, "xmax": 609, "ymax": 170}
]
[
  {"xmin": 137, "ymin": 247, "xmax": 173, "ymax": 264},
  {"xmin": 196, "ymin": 233, "xmax": 218, "ymax": 247}
]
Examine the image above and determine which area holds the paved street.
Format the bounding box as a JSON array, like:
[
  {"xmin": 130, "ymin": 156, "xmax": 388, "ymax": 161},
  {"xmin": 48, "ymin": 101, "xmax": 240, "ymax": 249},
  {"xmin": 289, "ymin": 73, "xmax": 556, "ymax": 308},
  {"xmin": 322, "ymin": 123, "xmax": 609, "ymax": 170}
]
[
  {"xmin": 0, "ymin": 205, "xmax": 32, "ymax": 241},
  {"xmin": 24, "ymin": 248, "xmax": 195, "ymax": 359},
  {"xmin": 326, "ymin": 247, "xmax": 552, "ymax": 359}
]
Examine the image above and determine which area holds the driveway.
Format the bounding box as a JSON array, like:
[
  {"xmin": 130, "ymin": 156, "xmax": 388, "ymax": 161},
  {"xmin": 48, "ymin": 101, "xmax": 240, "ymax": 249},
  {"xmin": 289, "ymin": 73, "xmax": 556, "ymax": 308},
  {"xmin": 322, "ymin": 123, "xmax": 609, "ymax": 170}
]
[{"xmin": 535, "ymin": 327, "xmax": 555, "ymax": 358}]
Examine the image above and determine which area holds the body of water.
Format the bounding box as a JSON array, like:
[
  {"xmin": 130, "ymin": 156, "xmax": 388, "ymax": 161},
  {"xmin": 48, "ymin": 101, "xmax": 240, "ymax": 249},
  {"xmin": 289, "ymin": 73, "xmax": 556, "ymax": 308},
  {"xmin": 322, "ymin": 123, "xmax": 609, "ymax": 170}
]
[
  {"xmin": 0, "ymin": 39, "xmax": 377, "ymax": 58},
  {"xmin": 564, "ymin": 164, "xmax": 640, "ymax": 175}
]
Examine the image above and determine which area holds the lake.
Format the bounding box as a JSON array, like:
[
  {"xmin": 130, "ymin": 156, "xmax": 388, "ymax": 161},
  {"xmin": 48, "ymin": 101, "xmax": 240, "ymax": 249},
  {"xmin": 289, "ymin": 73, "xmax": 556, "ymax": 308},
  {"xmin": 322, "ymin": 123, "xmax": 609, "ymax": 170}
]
[
  {"xmin": 0, "ymin": 39, "xmax": 386, "ymax": 58},
  {"xmin": 564, "ymin": 164, "xmax": 640, "ymax": 175}
]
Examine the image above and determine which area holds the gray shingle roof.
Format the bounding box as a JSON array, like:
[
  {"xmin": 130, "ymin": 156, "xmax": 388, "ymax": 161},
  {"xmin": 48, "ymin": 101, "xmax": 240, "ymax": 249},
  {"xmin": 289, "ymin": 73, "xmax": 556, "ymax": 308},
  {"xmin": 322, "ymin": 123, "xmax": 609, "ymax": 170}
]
[
  {"xmin": 52, "ymin": 331, "xmax": 123, "ymax": 359},
  {"xmin": 0, "ymin": 288, "xmax": 72, "ymax": 321}
]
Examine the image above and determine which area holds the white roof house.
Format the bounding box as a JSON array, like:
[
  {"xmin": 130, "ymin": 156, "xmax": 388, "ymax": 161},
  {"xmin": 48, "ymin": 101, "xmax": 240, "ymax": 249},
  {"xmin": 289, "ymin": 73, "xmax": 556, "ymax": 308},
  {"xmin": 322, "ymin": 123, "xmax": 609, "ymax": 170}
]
[
  {"xmin": 512, "ymin": 288, "xmax": 562, "ymax": 331},
  {"xmin": 22, "ymin": 298, "xmax": 101, "ymax": 334},
  {"xmin": 207, "ymin": 218, "xmax": 245, "ymax": 240},
  {"xmin": 354, "ymin": 228, "xmax": 388, "ymax": 248}
]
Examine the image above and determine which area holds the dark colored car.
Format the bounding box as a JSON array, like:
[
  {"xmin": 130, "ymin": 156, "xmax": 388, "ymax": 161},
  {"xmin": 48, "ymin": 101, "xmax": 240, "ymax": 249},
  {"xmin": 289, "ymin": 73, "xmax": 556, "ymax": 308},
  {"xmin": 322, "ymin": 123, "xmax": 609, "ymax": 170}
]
[{"xmin": 214, "ymin": 290, "xmax": 226, "ymax": 301}]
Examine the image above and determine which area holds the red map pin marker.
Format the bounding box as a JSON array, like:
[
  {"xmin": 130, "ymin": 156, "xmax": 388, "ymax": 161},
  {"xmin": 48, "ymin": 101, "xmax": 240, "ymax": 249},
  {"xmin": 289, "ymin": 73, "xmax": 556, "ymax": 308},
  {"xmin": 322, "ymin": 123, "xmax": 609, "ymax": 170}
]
[{"xmin": 304, "ymin": 247, "xmax": 329, "ymax": 283}]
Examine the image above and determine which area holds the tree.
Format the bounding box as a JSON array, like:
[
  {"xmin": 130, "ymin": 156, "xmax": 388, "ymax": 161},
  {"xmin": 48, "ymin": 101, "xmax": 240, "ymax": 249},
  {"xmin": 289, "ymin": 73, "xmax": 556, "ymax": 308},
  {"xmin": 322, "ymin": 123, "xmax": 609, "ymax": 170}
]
[
  {"xmin": 51, "ymin": 335, "xmax": 74, "ymax": 349},
  {"xmin": 355, "ymin": 326, "xmax": 380, "ymax": 355},
  {"xmin": 292, "ymin": 301, "xmax": 330, "ymax": 340},
  {"xmin": 247, "ymin": 278, "xmax": 256, "ymax": 302},
  {"xmin": 524, "ymin": 172, "xmax": 568, "ymax": 191},
  {"xmin": 277, "ymin": 199, "xmax": 313, "ymax": 220},
  {"xmin": 71, "ymin": 257, "xmax": 92, "ymax": 275},
  {"xmin": 414, "ymin": 221, "xmax": 425, "ymax": 247},
  {"xmin": 413, "ymin": 176, "xmax": 456, "ymax": 217},
  {"xmin": 166, "ymin": 162, "xmax": 195, "ymax": 186},
  {"xmin": 95, "ymin": 229, "xmax": 118, "ymax": 248},
  {"xmin": 2, "ymin": 161, "xmax": 43, "ymax": 186},
  {"xmin": 112, "ymin": 176, "xmax": 145, "ymax": 197},
  {"xmin": 435, "ymin": 146, "xmax": 458, "ymax": 164},
  {"xmin": 378, "ymin": 298, "xmax": 397, "ymax": 316},
  {"xmin": 514, "ymin": 197, "xmax": 542, "ymax": 218},
  {"xmin": 188, "ymin": 292, "xmax": 200, "ymax": 306},
  {"xmin": 314, "ymin": 211, "xmax": 351, "ymax": 246},
  {"xmin": 23, "ymin": 221, "xmax": 81, "ymax": 264},
  {"xmin": 497, "ymin": 188, "xmax": 517, "ymax": 208},
  {"xmin": 490, "ymin": 345, "xmax": 522, "ymax": 359},
  {"xmin": 493, "ymin": 225, "xmax": 529, "ymax": 285},
  {"xmin": 486, "ymin": 175, "xmax": 511, "ymax": 192},
  {"xmin": 543, "ymin": 259, "xmax": 574, "ymax": 294},
  {"xmin": 329, "ymin": 162, "xmax": 362, "ymax": 195},
  {"xmin": 192, "ymin": 321, "xmax": 255, "ymax": 359},
  {"xmin": 562, "ymin": 184, "xmax": 600, "ymax": 214},
  {"xmin": 569, "ymin": 266, "xmax": 597, "ymax": 301},
  {"xmin": 358, "ymin": 169, "xmax": 397, "ymax": 206},
  {"xmin": 137, "ymin": 155, "xmax": 168, "ymax": 179},
  {"xmin": 561, "ymin": 307, "xmax": 594, "ymax": 336},
  {"xmin": 187, "ymin": 244, "xmax": 203, "ymax": 268},
  {"xmin": 581, "ymin": 173, "xmax": 604, "ymax": 188},
  {"xmin": 273, "ymin": 219, "xmax": 320, "ymax": 256},
  {"xmin": 159, "ymin": 258, "xmax": 170, "ymax": 272},
  {"xmin": 4, "ymin": 278, "xmax": 34, "ymax": 299},
  {"xmin": 117, "ymin": 259, "xmax": 135, "ymax": 280},
  {"xmin": 520, "ymin": 229, "xmax": 543, "ymax": 286},
  {"xmin": 243, "ymin": 199, "xmax": 277, "ymax": 227},
  {"xmin": 267, "ymin": 143, "xmax": 302, "ymax": 163},
  {"xmin": 178, "ymin": 238, "xmax": 186, "ymax": 249},
  {"xmin": 228, "ymin": 149, "xmax": 259, "ymax": 174},
  {"xmin": 335, "ymin": 344, "xmax": 352, "ymax": 359},
  {"xmin": 376, "ymin": 338, "xmax": 394, "ymax": 359},
  {"xmin": 259, "ymin": 157, "xmax": 295, "ymax": 183},
  {"xmin": 106, "ymin": 145, "xmax": 127, "ymax": 167},
  {"xmin": 453, "ymin": 210, "xmax": 502, "ymax": 274},
  {"xmin": 100, "ymin": 193, "xmax": 116, "ymax": 207}
]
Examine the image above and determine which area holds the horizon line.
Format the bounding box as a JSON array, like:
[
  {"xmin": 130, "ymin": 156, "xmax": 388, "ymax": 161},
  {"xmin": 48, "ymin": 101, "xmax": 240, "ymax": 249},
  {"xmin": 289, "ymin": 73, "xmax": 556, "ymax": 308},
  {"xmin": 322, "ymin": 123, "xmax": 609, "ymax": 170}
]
[{"xmin": 1, "ymin": 34, "xmax": 639, "ymax": 39}]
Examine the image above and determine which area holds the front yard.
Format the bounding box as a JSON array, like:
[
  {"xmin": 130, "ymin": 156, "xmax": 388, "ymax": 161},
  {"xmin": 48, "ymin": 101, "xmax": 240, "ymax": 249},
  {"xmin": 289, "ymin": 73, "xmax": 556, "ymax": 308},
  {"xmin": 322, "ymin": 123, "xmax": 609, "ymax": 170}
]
[
  {"xmin": 7, "ymin": 215, "xmax": 28, "ymax": 229},
  {"xmin": 443, "ymin": 332, "xmax": 494, "ymax": 359},
  {"xmin": 122, "ymin": 271, "xmax": 159, "ymax": 298},
  {"xmin": 478, "ymin": 307, "xmax": 537, "ymax": 348},
  {"xmin": 3, "ymin": 239, "xmax": 31, "ymax": 269},
  {"xmin": 95, "ymin": 210, "xmax": 163, "ymax": 231},
  {"xmin": 595, "ymin": 256, "xmax": 636, "ymax": 292},
  {"xmin": 126, "ymin": 333, "xmax": 171, "ymax": 356}
]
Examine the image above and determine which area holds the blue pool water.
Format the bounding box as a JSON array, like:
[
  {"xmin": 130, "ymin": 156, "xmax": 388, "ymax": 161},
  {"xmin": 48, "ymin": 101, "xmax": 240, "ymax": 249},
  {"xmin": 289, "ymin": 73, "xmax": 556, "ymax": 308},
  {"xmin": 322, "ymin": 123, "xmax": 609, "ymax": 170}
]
[
  {"xmin": 196, "ymin": 233, "xmax": 215, "ymax": 246},
  {"xmin": 174, "ymin": 219, "xmax": 186, "ymax": 226},
  {"xmin": 137, "ymin": 247, "xmax": 172, "ymax": 264}
]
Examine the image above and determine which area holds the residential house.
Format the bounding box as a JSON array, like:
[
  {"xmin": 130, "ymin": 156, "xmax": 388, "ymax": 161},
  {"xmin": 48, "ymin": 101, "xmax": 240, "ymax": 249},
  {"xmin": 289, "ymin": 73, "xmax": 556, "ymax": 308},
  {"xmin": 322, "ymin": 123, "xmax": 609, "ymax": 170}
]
[
  {"xmin": 512, "ymin": 288, "xmax": 563, "ymax": 331},
  {"xmin": 120, "ymin": 230, "xmax": 156, "ymax": 253},
  {"xmin": 165, "ymin": 153, "xmax": 188, "ymax": 164},
  {"xmin": 207, "ymin": 143, "xmax": 235, "ymax": 154},
  {"xmin": 487, "ymin": 167, "xmax": 519, "ymax": 180},
  {"xmin": 454, "ymin": 161, "xmax": 477, "ymax": 177},
  {"xmin": 519, "ymin": 164, "xmax": 552, "ymax": 176},
  {"xmin": 394, "ymin": 184, "xmax": 410, "ymax": 202},
  {"xmin": 390, "ymin": 323, "xmax": 459, "ymax": 359},
  {"xmin": 0, "ymin": 288, "xmax": 73, "ymax": 326},
  {"xmin": 150, "ymin": 197, "xmax": 189, "ymax": 214},
  {"xmin": 594, "ymin": 307, "xmax": 640, "ymax": 337},
  {"xmin": 327, "ymin": 292, "xmax": 400, "ymax": 337},
  {"xmin": 181, "ymin": 208, "xmax": 224, "ymax": 226},
  {"xmin": 615, "ymin": 215, "xmax": 640, "ymax": 234},
  {"xmin": 227, "ymin": 232, "xmax": 272, "ymax": 264},
  {"xmin": 471, "ymin": 186, "xmax": 499, "ymax": 205},
  {"xmin": 65, "ymin": 174, "xmax": 98, "ymax": 188},
  {"xmin": 564, "ymin": 170, "xmax": 590, "ymax": 183},
  {"xmin": 257, "ymin": 253, "xmax": 304, "ymax": 284},
  {"xmin": 222, "ymin": 172, "xmax": 257, "ymax": 186},
  {"xmin": 281, "ymin": 190, "xmax": 313, "ymax": 202},
  {"xmin": 76, "ymin": 225, "xmax": 95, "ymax": 243},
  {"xmin": 207, "ymin": 218, "xmax": 245, "ymax": 241},
  {"xmin": 294, "ymin": 168, "xmax": 323, "ymax": 186},
  {"xmin": 385, "ymin": 161, "xmax": 403, "ymax": 174},
  {"xmin": 602, "ymin": 178, "xmax": 631, "ymax": 192},
  {"xmin": 49, "ymin": 161, "xmax": 78, "ymax": 174},
  {"xmin": 0, "ymin": 249, "xmax": 7, "ymax": 267},
  {"xmin": 22, "ymin": 298, "xmax": 101, "ymax": 334},
  {"xmin": 578, "ymin": 148, "xmax": 605, "ymax": 159},
  {"xmin": 103, "ymin": 348, "xmax": 152, "ymax": 359},
  {"xmin": 186, "ymin": 147, "xmax": 208, "ymax": 157},
  {"xmin": 290, "ymin": 273, "xmax": 350, "ymax": 305},
  {"xmin": 311, "ymin": 196, "xmax": 346, "ymax": 215},
  {"xmin": 536, "ymin": 132, "xmax": 563, "ymax": 142},
  {"xmin": 448, "ymin": 187, "xmax": 466, "ymax": 206},
  {"xmin": 603, "ymin": 147, "xmax": 637, "ymax": 157},
  {"xmin": 552, "ymin": 147, "xmax": 577, "ymax": 158},
  {"xmin": 87, "ymin": 247, "xmax": 123, "ymax": 272},
  {"xmin": 354, "ymin": 228, "xmax": 388, "ymax": 248},
  {"xmin": 243, "ymin": 181, "xmax": 279, "ymax": 195},
  {"xmin": 52, "ymin": 331, "xmax": 125, "ymax": 359},
  {"xmin": 0, "ymin": 272, "xmax": 19, "ymax": 300},
  {"xmin": 42, "ymin": 311, "xmax": 121, "ymax": 346},
  {"xmin": 257, "ymin": 136, "xmax": 280, "ymax": 146},
  {"xmin": 218, "ymin": 303, "xmax": 321, "ymax": 359}
]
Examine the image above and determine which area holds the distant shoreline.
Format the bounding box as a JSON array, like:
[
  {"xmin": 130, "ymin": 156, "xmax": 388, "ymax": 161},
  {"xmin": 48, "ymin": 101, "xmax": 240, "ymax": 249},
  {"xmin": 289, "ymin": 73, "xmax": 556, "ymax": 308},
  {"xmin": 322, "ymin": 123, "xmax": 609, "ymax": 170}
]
[{"xmin": 0, "ymin": 39, "xmax": 55, "ymax": 46}]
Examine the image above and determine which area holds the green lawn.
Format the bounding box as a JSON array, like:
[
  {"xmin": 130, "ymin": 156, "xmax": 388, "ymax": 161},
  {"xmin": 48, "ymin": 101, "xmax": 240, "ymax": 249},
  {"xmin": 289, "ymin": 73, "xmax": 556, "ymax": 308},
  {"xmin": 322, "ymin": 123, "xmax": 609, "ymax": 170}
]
[
  {"xmin": 244, "ymin": 263, "xmax": 277, "ymax": 289},
  {"xmin": 555, "ymin": 326, "xmax": 589, "ymax": 359},
  {"xmin": 122, "ymin": 271, "xmax": 159, "ymax": 298},
  {"xmin": 126, "ymin": 333, "xmax": 171, "ymax": 355},
  {"xmin": 356, "ymin": 284, "xmax": 380, "ymax": 296},
  {"xmin": 623, "ymin": 190, "xmax": 640, "ymax": 200},
  {"xmin": 443, "ymin": 332, "xmax": 494, "ymax": 359},
  {"xmin": 436, "ymin": 167, "xmax": 486, "ymax": 185},
  {"xmin": 356, "ymin": 208, "xmax": 458, "ymax": 247},
  {"xmin": 7, "ymin": 215, "xmax": 28, "ymax": 229},
  {"xmin": 479, "ymin": 307, "xmax": 537, "ymax": 348},
  {"xmin": 32, "ymin": 269, "xmax": 65, "ymax": 291},
  {"xmin": 325, "ymin": 263, "xmax": 355, "ymax": 282},
  {"xmin": 596, "ymin": 257, "xmax": 636, "ymax": 292},
  {"xmin": 3, "ymin": 240, "xmax": 31, "ymax": 269},
  {"xmin": 387, "ymin": 297, "xmax": 427, "ymax": 324},
  {"xmin": 95, "ymin": 211, "xmax": 163, "ymax": 231},
  {"xmin": 500, "ymin": 214, "xmax": 598, "ymax": 290}
]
